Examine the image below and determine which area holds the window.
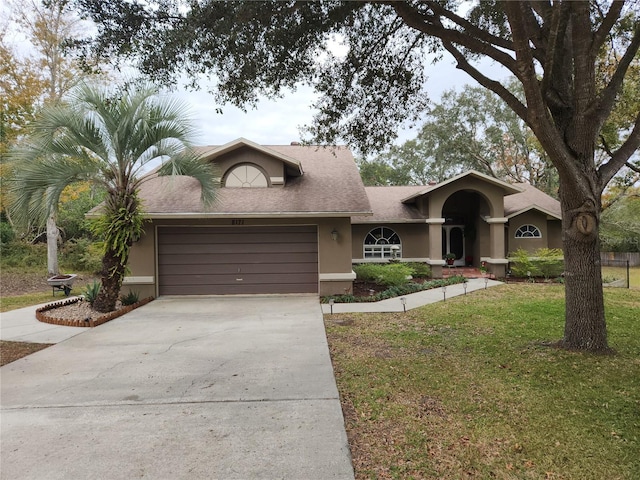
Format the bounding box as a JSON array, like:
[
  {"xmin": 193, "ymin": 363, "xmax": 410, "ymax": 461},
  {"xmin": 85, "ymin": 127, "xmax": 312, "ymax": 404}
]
[
  {"xmin": 224, "ymin": 164, "xmax": 268, "ymax": 187},
  {"xmin": 515, "ymin": 224, "xmax": 542, "ymax": 238},
  {"xmin": 364, "ymin": 227, "xmax": 401, "ymax": 258}
]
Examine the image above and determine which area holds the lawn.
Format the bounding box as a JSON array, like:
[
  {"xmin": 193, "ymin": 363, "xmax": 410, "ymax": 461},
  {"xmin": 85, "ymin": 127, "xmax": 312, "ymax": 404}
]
[
  {"xmin": 325, "ymin": 284, "xmax": 640, "ymax": 479},
  {"xmin": 602, "ymin": 266, "xmax": 640, "ymax": 289}
]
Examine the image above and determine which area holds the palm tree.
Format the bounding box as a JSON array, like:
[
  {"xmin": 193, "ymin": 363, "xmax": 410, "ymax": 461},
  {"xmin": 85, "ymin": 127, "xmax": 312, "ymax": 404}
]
[{"xmin": 8, "ymin": 83, "xmax": 218, "ymax": 312}]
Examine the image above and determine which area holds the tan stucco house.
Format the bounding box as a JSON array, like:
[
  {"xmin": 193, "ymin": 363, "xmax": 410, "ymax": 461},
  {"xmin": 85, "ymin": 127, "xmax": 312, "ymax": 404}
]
[{"xmin": 124, "ymin": 138, "xmax": 561, "ymax": 297}]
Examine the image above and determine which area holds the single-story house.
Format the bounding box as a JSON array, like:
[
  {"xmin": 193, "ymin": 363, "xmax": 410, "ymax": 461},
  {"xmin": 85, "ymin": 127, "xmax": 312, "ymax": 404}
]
[{"xmin": 123, "ymin": 138, "xmax": 561, "ymax": 297}]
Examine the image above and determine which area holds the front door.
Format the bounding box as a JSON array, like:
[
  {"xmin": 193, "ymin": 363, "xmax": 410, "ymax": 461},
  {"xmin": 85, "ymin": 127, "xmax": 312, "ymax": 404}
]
[{"xmin": 442, "ymin": 225, "xmax": 465, "ymax": 266}]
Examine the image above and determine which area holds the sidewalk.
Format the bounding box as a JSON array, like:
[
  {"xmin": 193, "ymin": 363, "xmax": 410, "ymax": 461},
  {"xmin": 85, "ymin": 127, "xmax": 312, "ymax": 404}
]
[
  {"xmin": 321, "ymin": 277, "xmax": 503, "ymax": 314},
  {"xmin": 0, "ymin": 301, "xmax": 85, "ymax": 343}
]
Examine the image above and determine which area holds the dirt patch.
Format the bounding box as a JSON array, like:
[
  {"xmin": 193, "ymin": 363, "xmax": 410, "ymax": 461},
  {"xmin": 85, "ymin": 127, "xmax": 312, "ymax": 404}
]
[
  {"xmin": 0, "ymin": 272, "xmax": 100, "ymax": 297},
  {"xmin": 1, "ymin": 341, "xmax": 52, "ymax": 366}
]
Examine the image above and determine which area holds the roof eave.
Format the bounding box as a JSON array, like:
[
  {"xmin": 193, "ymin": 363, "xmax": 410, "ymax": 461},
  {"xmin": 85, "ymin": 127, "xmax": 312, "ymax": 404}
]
[
  {"xmin": 505, "ymin": 205, "xmax": 562, "ymax": 220},
  {"xmin": 141, "ymin": 210, "xmax": 373, "ymax": 220},
  {"xmin": 401, "ymin": 170, "xmax": 523, "ymax": 203},
  {"xmin": 200, "ymin": 137, "xmax": 304, "ymax": 176}
]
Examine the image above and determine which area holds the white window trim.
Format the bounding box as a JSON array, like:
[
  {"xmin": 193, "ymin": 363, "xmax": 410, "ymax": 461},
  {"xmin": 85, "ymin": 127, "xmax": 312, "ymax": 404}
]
[
  {"xmin": 515, "ymin": 224, "xmax": 542, "ymax": 238},
  {"xmin": 363, "ymin": 227, "xmax": 402, "ymax": 259}
]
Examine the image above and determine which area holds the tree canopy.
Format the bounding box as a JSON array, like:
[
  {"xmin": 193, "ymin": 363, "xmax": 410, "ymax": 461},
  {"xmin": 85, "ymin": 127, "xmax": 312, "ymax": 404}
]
[
  {"xmin": 77, "ymin": 0, "xmax": 640, "ymax": 352},
  {"xmin": 359, "ymin": 82, "xmax": 559, "ymax": 196}
]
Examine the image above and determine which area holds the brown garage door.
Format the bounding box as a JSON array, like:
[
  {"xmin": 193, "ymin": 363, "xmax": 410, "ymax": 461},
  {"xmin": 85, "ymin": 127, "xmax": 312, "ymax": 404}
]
[{"xmin": 157, "ymin": 226, "xmax": 318, "ymax": 295}]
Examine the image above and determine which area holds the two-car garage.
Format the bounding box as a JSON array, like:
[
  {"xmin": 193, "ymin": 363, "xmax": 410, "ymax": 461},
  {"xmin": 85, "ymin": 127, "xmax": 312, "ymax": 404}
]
[{"xmin": 157, "ymin": 225, "xmax": 319, "ymax": 295}]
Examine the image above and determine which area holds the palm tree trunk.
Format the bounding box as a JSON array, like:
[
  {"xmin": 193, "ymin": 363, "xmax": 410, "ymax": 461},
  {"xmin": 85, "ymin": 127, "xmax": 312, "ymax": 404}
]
[
  {"xmin": 46, "ymin": 212, "xmax": 59, "ymax": 276},
  {"xmin": 92, "ymin": 247, "xmax": 126, "ymax": 313}
]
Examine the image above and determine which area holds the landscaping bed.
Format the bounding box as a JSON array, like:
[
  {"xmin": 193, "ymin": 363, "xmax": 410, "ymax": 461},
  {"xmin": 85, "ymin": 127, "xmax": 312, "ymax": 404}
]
[{"xmin": 36, "ymin": 296, "xmax": 154, "ymax": 327}]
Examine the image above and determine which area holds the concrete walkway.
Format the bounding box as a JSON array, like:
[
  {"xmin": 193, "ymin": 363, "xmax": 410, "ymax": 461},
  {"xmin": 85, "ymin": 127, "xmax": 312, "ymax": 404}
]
[
  {"xmin": 321, "ymin": 277, "xmax": 503, "ymax": 314},
  {"xmin": 0, "ymin": 301, "xmax": 86, "ymax": 343},
  {"xmin": 1, "ymin": 296, "xmax": 354, "ymax": 480}
]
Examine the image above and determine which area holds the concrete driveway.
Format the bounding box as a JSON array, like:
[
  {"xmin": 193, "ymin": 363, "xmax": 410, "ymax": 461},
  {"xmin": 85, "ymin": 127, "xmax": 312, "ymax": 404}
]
[{"xmin": 0, "ymin": 296, "xmax": 354, "ymax": 479}]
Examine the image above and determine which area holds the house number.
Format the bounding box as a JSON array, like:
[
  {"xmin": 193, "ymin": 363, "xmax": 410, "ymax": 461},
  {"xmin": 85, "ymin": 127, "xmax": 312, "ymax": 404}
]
[{"xmin": 231, "ymin": 219, "xmax": 244, "ymax": 225}]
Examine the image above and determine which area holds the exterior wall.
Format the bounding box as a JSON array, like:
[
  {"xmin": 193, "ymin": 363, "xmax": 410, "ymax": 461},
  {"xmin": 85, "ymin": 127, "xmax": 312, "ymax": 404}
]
[
  {"xmin": 507, "ymin": 211, "xmax": 552, "ymax": 254},
  {"xmin": 351, "ymin": 223, "xmax": 429, "ymax": 261},
  {"xmin": 215, "ymin": 147, "xmax": 286, "ymax": 186},
  {"xmin": 125, "ymin": 216, "xmax": 354, "ymax": 297},
  {"xmin": 427, "ymin": 178, "xmax": 503, "ymax": 219},
  {"xmin": 547, "ymin": 220, "xmax": 562, "ymax": 249}
]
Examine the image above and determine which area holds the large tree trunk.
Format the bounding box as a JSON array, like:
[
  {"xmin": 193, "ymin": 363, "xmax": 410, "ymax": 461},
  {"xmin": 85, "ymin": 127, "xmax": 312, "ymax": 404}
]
[
  {"xmin": 557, "ymin": 179, "xmax": 609, "ymax": 352},
  {"xmin": 92, "ymin": 247, "xmax": 127, "ymax": 313},
  {"xmin": 46, "ymin": 212, "xmax": 59, "ymax": 276}
]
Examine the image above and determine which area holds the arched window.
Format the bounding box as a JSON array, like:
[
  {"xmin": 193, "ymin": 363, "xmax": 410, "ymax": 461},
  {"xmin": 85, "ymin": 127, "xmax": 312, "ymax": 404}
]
[
  {"xmin": 224, "ymin": 164, "xmax": 269, "ymax": 187},
  {"xmin": 515, "ymin": 224, "xmax": 542, "ymax": 238},
  {"xmin": 364, "ymin": 227, "xmax": 402, "ymax": 259}
]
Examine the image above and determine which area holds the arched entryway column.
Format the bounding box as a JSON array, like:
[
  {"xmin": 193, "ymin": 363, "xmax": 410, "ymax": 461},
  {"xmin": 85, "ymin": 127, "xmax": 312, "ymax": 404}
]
[
  {"xmin": 483, "ymin": 217, "xmax": 508, "ymax": 277},
  {"xmin": 425, "ymin": 218, "xmax": 446, "ymax": 278}
]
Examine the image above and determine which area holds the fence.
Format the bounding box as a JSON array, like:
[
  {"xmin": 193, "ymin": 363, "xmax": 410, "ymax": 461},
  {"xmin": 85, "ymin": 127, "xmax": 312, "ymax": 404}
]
[
  {"xmin": 600, "ymin": 258, "xmax": 631, "ymax": 288},
  {"xmin": 600, "ymin": 252, "xmax": 640, "ymax": 267}
]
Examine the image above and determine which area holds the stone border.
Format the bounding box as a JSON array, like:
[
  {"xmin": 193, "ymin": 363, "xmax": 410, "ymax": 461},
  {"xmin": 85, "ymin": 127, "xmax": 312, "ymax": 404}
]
[{"xmin": 36, "ymin": 297, "xmax": 154, "ymax": 328}]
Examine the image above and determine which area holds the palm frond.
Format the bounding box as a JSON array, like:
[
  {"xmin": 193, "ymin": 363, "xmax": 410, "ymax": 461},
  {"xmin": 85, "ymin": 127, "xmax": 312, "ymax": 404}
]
[{"xmin": 155, "ymin": 150, "xmax": 220, "ymax": 207}]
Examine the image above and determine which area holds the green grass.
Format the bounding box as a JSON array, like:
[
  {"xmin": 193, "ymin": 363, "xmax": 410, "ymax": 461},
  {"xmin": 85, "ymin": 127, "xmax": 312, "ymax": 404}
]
[
  {"xmin": 602, "ymin": 266, "xmax": 640, "ymax": 289},
  {"xmin": 325, "ymin": 284, "xmax": 640, "ymax": 480},
  {"xmin": 0, "ymin": 292, "xmax": 56, "ymax": 312}
]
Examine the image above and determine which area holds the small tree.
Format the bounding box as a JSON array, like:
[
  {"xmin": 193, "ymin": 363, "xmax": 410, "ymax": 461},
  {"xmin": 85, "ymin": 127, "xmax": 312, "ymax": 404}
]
[{"xmin": 9, "ymin": 83, "xmax": 218, "ymax": 312}]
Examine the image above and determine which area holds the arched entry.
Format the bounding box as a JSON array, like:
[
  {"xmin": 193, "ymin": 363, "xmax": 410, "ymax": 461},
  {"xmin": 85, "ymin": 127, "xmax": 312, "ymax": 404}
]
[
  {"xmin": 441, "ymin": 190, "xmax": 491, "ymax": 267},
  {"xmin": 442, "ymin": 225, "xmax": 465, "ymax": 266}
]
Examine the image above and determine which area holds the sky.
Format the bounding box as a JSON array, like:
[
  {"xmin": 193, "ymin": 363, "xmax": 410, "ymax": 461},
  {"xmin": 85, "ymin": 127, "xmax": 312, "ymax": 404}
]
[{"xmin": 181, "ymin": 56, "xmax": 509, "ymax": 152}]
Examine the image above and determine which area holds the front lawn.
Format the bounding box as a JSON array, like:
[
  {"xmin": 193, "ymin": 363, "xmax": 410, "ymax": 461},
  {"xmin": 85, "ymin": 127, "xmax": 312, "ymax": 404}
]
[{"xmin": 325, "ymin": 284, "xmax": 640, "ymax": 479}]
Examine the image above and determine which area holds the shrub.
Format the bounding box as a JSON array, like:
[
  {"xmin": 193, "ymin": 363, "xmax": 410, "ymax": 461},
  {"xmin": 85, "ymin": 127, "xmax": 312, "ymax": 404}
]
[
  {"xmin": 0, "ymin": 241, "xmax": 47, "ymax": 268},
  {"xmin": 83, "ymin": 280, "xmax": 101, "ymax": 305},
  {"xmin": 120, "ymin": 290, "xmax": 140, "ymax": 306},
  {"xmin": 322, "ymin": 276, "xmax": 465, "ymax": 303},
  {"xmin": 535, "ymin": 248, "xmax": 564, "ymax": 279},
  {"xmin": 405, "ymin": 262, "xmax": 431, "ymax": 278},
  {"xmin": 353, "ymin": 263, "xmax": 413, "ymax": 287},
  {"xmin": 0, "ymin": 221, "xmax": 15, "ymax": 244},
  {"xmin": 509, "ymin": 248, "xmax": 564, "ymax": 279},
  {"xmin": 61, "ymin": 238, "xmax": 103, "ymax": 273}
]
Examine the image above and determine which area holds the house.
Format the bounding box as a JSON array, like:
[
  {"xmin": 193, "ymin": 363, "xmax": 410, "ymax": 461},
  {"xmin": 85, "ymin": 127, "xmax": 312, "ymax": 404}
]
[{"xmin": 124, "ymin": 138, "xmax": 561, "ymax": 297}]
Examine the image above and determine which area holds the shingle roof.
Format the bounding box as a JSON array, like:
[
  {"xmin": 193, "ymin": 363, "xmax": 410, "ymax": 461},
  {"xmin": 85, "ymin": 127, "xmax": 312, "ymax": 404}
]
[
  {"xmin": 353, "ymin": 180, "xmax": 560, "ymax": 223},
  {"xmin": 504, "ymin": 183, "xmax": 561, "ymax": 219},
  {"xmin": 137, "ymin": 143, "xmax": 372, "ymax": 218},
  {"xmin": 353, "ymin": 186, "xmax": 427, "ymax": 223}
]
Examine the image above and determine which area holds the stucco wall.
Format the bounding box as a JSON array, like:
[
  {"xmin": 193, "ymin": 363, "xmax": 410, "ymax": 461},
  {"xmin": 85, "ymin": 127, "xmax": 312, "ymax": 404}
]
[
  {"xmin": 508, "ymin": 211, "xmax": 552, "ymax": 254},
  {"xmin": 214, "ymin": 147, "xmax": 286, "ymax": 185},
  {"xmin": 351, "ymin": 223, "xmax": 429, "ymax": 261}
]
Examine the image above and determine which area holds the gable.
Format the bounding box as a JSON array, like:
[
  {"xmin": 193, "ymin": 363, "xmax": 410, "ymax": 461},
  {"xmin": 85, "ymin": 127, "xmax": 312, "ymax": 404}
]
[
  {"xmin": 196, "ymin": 138, "xmax": 303, "ymax": 187},
  {"xmin": 133, "ymin": 142, "xmax": 372, "ymax": 218}
]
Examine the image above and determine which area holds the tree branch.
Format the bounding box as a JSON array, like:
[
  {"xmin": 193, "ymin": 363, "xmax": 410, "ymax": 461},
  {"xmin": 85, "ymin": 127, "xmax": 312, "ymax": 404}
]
[
  {"xmin": 591, "ymin": 0, "xmax": 624, "ymax": 58},
  {"xmin": 439, "ymin": 39, "xmax": 527, "ymax": 121},
  {"xmin": 504, "ymin": 2, "xmax": 574, "ymax": 177},
  {"xmin": 391, "ymin": 1, "xmax": 519, "ymax": 75},
  {"xmin": 423, "ymin": 1, "xmax": 518, "ymax": 54},
  {"xmin": 593, "ymin": 21, "xmax": 640, "ymax": 123},
  {"xmin": 625, "ymin": 161, "xmax": 640, "ymax": 174},
  {"xmin": 598, "ymin": 109, "xmax": 640, "ymax": 189},
  {"xmin": 539, "ymin": 1, "xmax": 572, "ymax": 110}
]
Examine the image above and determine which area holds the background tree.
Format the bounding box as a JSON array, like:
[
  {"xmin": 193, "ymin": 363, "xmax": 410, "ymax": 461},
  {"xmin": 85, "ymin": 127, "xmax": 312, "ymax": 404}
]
[
  {"xmin": 77, "ymin": 1, "xmax": 640, "ymax": 352},
  {"xmin": 2, "ymin": 0, "xmax": 105, "ymax": 276},
  {"xmin": 8, "ymin": 83, "xmax": 218, "ymax": 312},
  {"xmin": 359, "ymin": 83, "xmax": 559, "ymax": 195}
]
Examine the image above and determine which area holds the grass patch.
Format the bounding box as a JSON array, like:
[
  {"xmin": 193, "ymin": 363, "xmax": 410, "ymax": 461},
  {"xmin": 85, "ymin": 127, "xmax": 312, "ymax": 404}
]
[
  {"xmin": 602, "ymin": 266, "xmax": 640, "ymax": 289},
  {"xmin": 325, "ymin": 284, "xmax": 640, "ymax": 479},
  {"xmin": 0, "ymin": 292, "xmax": 56, "ymax": 312}
]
